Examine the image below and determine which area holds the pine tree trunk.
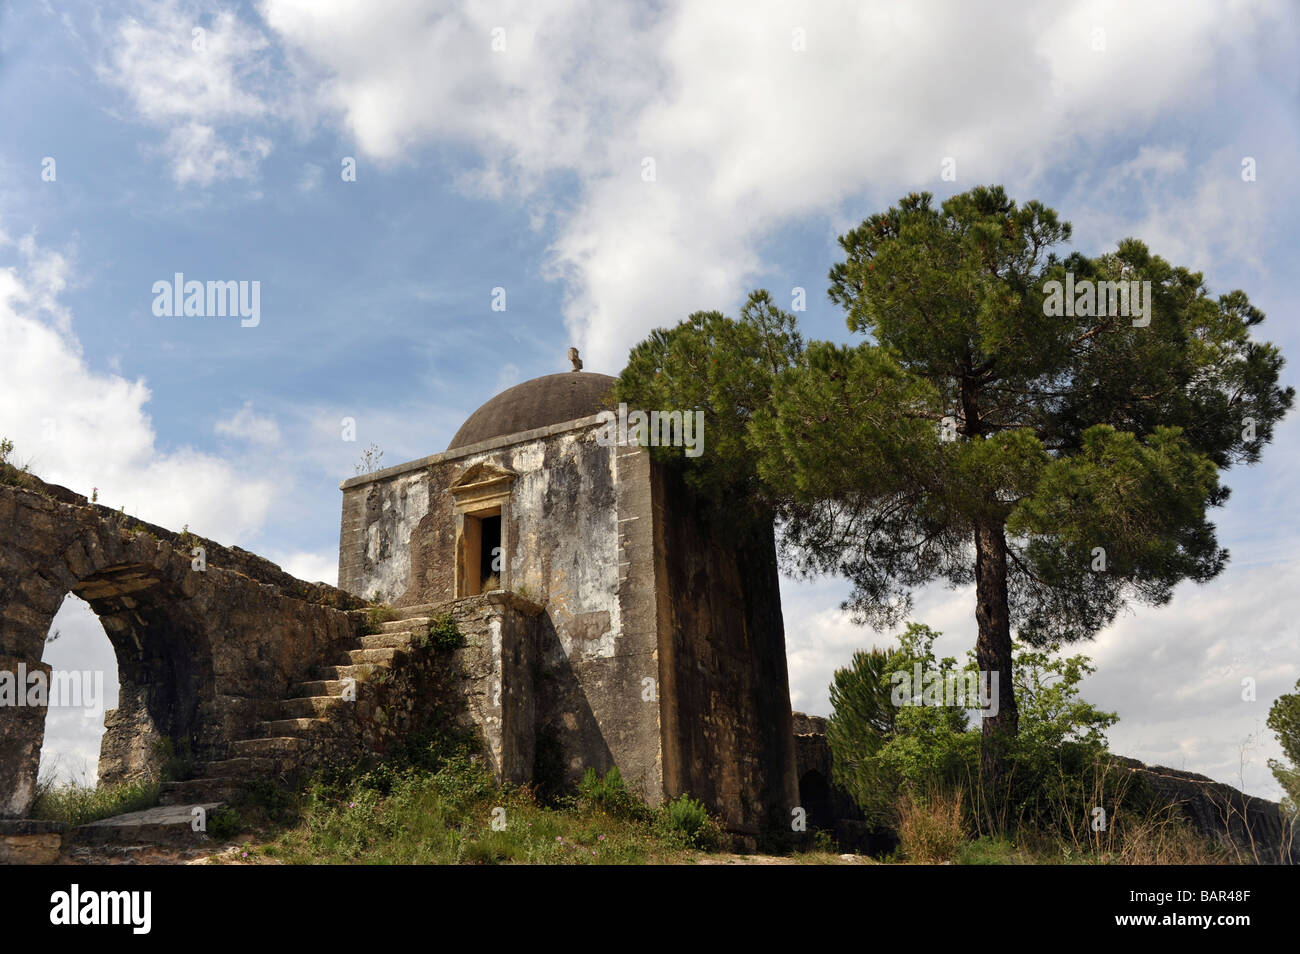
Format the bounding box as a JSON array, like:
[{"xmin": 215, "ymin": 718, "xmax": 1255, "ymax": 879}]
[{"xmin": 974, "ymin": 516, "xmax": 1018, "ymax": 805}]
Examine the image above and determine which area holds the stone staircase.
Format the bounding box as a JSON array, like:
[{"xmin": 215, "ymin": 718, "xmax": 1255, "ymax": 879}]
[{"xmin": 158, "ymin": 604, "xmax": 438, "ymax": 806}]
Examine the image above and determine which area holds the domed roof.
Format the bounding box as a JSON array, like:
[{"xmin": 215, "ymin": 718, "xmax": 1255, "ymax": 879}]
[{"xmin": 447, "ymin": 371, "xmax": 617, "ymax": 450}]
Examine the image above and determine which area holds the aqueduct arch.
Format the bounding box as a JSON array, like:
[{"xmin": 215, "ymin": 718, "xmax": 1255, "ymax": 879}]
[{"xmin": 0, "ymin": 475, "xmax": 364, "ymax": 817}]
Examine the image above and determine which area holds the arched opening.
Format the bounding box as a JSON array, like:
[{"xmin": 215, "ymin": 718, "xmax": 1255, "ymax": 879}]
[
  {"xmin": 3, "ymin": 558, "xmax": 220, "ymax": 817},
  {"xmin": 0, "ymin": 496, "xmax": 226, "ymax": 819},
  {"xmin": 37, "ymin": 594, "xmax": 120, "ymax": 789},
  {"xmin": 799, "ymin": 769, "xmax": 834, "ymax": 833}
]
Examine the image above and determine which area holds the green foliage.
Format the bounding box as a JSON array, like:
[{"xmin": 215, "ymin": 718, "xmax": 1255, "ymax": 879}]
[
  {"xmin": 827, "ymin": 624, "xmax": 973, "ymax": 824},
  {"xmin": 576, "ymin": 767, "xmax": 648, "ymax": 821},
  {"xmin": 356, "ymin": 604, "xmax": 398, "ymax": 636},
  {"xmin": 762, "ymin": 182, "xmax": 1292, "ymax": 642},
  {"xmin": 811, "ymin": 828, "xmax": 838, "ymax": 853},
  {"xmin": 258, "ymin": 741, "xmax": 724, "ymax": 864},
  {"xmin": 827, "ymin": 622, "xmax": 1119, "ymax": 834},
  {"xmin": 655, "ymin": 794, "xmax": 723, "ymax": 850},
  {"xmin": 614, "ymin": 288, "xmax": 804, "ymax": 526},
  {"xmin": 618, "ymin": 186, "xmax": 1291, "ymax": 768},
  {"xmin": 0, "ymin": 437, "xmax": 40, "ymax": 492},
  {"xmin": 955, "ymin": 835, "xmax": 1026, "ymax": 865},
  {"xmin": 30, "ymin": 778, "xmax": 159, "ymax": 827},
  {"xmin": 1266, "ymin": 679, "xmax": 1300, "ymax": 818},
  {"xmin": 427, "ymin": 614, "xmax": 465, "ymax": 651},
  {"xmin": 153, "ymin": 737, "xmax": 198, "ymax": 782},
  {"xmin": 207, "ymin": 806, "xmax": 245, "ymax": 841}
]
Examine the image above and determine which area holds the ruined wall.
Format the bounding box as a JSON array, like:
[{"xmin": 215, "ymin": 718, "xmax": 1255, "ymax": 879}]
[
  {"xmin": 1117, "ymin": 757, "xmax": 1298, "ymax": 865},
  {"xmin": 0, "ymin": 478, "xmax": 363, "ymax": 816},
  {"xmin": 288, "ymin": 593, "xmax": 543, "ymax": 786},
  {"xmin": 652, "ymin": 463, "xmax": 799, "ymax": 834},
  {"xmin": 791, "ymin": 711, "xmax": 872, "ymax": 850},
  {"xmin": 337, "ymin": 418, "xmax": 664, "ymax": 802}
]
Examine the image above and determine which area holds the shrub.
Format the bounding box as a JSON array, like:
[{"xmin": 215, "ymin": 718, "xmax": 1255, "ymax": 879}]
[
  {"xmin": 656, "ymin": 794, "xmax": 723, "ymax": 850},
  {"xmin": 207, "ymin": 806, "xmax": 245, "ymax": 841},
  {"xmin": 577, "ymin": 767, "xmax": 648, "ymax": 821},
  {"xmin": 428, "ymin": 614, "xmax": 466, "ymax": 651},
  {"xmin": 897, "ymin": 789, "xmax": 966, "ymax": 863},
  {"xmin": 1267, "ymin": 678, "xmax": 1300, "ymax": 820},
  {"xmin": 827, "ymin": 622, "xmax": 1122, "ymax": 842}
]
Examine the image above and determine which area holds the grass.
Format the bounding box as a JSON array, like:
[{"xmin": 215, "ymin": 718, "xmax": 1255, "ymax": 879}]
[
  {"xmin": 30, "ymin": 778, "xmax": 160, "ymax": 827},
  {"xmin": 196, "ymin": 741, "xmax": 1232, "ymax": 865},
  {"xmin": 201, "ymin": 730, "xmax": 733, "ymax": 865},
  {"xmin": 0, "ymin": 437, "xmax": 43, "ymax": 494},
  {"xmin": 226, "ymin": 758, "xmax": 721, "ymax": 865},
  {"xmin": 356, "ymin": 603, "xmax": 399, "ymax": 636},
  {"xmin": 882, "ymin": 777, "xmax": 1232, "ymax": 865},
  {"xmin": 897, "ymin": 788, "xmax": 966, "ymax": 863}
]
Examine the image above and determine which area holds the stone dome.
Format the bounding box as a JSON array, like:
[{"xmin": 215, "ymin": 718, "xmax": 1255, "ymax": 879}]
[{"xmin": 447, "ymin": 371, "xmax": 617, "ymax": 450}]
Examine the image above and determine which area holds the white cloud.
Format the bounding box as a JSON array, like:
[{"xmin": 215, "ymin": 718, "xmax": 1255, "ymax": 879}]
[
  {"xmin": 97, "ymin": 1, "xmax": 1292, "ymax": 355},
  {"xmin": 0, "ymin": 232, "xmax": 275, "ymax": 540},
  {"xmin": 161, "ymin": 121, "xmax": 273, "ymax": 186},
  {"xmin": 236, "ymin": 0, "xmax": 1288, "ymax": 371},
  {"xmin": 268, "ymin": 549, "xmax": 338, "ymax": 587},
  {"xmin": 215, "ymin": 400, "xmax": 282, "ymax": 446},
  {"xmin": 100, "ymin": 1, "xmax": 280, "ymax": 184}
]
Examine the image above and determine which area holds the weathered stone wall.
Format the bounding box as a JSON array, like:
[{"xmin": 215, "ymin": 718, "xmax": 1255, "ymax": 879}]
[
  {"xmin": 291, "ymin": 593, "xmax": 544, "ymax": 785},
  {"xmin": 0, "ymin": 478, "xmax": 362, "ymax": 817},
  {"xmin": 338, "ymin": 419, "xmax": 665, "ymax": 803},
  {"xmin": 651, "ymin": 463, "xmax": 799, "ymax": 834}
]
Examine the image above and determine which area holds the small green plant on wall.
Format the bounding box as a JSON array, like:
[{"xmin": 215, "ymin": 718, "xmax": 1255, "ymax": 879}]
[{"xmin": 428, "ymin": 614, "xmax": 465, "ymax": 651}]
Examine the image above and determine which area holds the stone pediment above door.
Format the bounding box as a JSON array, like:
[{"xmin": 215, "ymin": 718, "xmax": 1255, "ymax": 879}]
[{"xmin": 449, "ymin": 462, "xmax": 517, "ymax": 513}]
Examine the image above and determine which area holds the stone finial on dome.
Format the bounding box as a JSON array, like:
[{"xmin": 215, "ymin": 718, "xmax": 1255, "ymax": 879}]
[{"xmin": 568, "ymin": 347, "xmax": 583, "ymax": 372}]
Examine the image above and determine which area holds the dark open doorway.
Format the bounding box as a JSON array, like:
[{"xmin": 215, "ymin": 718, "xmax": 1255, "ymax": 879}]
[{"xmin": 479, "ymin": 514, "xmax": 501, "ymax": 590}]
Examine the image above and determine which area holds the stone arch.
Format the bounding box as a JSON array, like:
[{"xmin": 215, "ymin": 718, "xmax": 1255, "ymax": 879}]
[
  {"xmin": 1, "ymin": 495, "xmax": 218, "ymax": 816},
  {"xmin": 799, "ymin": 768, "xmax": 834, "ymax": 832}
]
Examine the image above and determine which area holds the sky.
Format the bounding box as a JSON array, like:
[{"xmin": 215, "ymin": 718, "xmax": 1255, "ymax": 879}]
[{"xmin": 2, "ymin": 0, "xmax": 1297, "ymax": 798}]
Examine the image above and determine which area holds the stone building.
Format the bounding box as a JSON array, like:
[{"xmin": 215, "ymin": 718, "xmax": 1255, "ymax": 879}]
[{"xmin": 337, "ymin": 367, "xmax": 799, "ymax": 833}]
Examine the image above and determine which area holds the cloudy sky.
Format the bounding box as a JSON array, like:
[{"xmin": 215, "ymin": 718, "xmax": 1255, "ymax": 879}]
[{"xmin": 3, "ymin": 0, "xmax": 1297, "ymax": 797}]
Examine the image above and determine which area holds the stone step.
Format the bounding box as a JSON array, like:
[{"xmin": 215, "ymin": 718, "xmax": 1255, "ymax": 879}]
[
  {"xmin": 315, "ymin": 664, "xmax": 364, "ymax": 681},
  {"xmin": 359, "ymin": 631, "xmax": 416, "ymax": 649},
  {"xmin": 297, "ymin": 678, "xmax": 350, "ymax": 697},
  {"xmin": 199, "ymin": 757, "xmax": 276, "ymax": 779},
  {"xmin": 385, "ymin": 603, "xmax": 439, "ymax": 620},
  {"xmin": 232, "ymin": 736, "xmax": 307, "ymax": 759},
  {"xmin": 378, "ymin": 616, "xmax": 429, "ymax": 633},
  {"xmin": 158, "ymin": 777, "xmax": 242, "ymax": 806},
  {"xmin": 279, "ymin": 695, "xmax": 349, "ymax": 718},
  {"xmin": 257, "ymin": 717, "xmax": 322, "ymax": 738},
  {"xmin": 342, "ymin": 647, "xmax": 407, "ymax": 666},
  {"xmin": 75, "ymin": 803, "xmax": 225, "ymax": 845}
]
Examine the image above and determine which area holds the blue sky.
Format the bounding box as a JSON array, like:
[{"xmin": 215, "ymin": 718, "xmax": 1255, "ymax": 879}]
[{"xmin": 3, "ymin": 0, "xmax": 1298, "ymax": 798}]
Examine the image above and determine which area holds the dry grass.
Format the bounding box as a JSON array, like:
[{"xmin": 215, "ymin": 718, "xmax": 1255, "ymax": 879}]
[{"xmin": 897, "ymin": 788, "xmax": 966, "ymax": 864}]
